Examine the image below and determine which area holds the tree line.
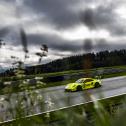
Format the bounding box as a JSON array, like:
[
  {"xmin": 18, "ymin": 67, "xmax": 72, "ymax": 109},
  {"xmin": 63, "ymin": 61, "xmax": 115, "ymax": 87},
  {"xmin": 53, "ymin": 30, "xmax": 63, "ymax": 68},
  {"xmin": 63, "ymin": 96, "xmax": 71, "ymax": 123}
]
[{"xmin": 1, "ymin": 49, "xmax": 126, "ymax": 76}]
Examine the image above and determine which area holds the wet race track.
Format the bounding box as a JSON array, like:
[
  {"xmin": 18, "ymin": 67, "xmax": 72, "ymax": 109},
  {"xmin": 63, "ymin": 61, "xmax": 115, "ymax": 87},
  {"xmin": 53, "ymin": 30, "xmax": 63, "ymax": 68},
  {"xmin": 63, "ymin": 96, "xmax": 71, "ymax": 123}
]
[{"xmin": 0, "ymin": 76, "xmax": 126, "ymax": 123}]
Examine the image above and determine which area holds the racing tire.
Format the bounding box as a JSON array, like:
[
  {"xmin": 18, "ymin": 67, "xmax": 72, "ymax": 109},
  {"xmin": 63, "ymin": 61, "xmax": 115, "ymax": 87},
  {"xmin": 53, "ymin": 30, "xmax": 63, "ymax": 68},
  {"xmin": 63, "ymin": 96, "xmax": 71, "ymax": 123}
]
[
  {"xmin": 95, "ymin": 82, "xmax": 100, "ymax": 88},
  {"xmin": 77, "ymin": 85, "xmax": 82, "ymax": 91}
]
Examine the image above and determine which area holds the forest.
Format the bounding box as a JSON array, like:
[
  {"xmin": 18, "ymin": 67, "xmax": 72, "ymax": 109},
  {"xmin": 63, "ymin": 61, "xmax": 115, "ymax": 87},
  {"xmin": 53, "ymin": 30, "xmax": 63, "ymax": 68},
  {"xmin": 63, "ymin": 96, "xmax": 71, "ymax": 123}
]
[{"xmin": 1, "ymin": 49, "xmax": 126, "ymax": 76}]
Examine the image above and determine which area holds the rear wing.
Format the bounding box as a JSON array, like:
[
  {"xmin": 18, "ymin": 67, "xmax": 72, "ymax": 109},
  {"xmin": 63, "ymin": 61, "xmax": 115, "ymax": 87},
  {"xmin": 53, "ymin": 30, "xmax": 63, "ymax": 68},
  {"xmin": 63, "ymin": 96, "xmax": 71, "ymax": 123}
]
[{"xmin": 94, "ymin": 76, "xmax": 101, "ymax": 80}]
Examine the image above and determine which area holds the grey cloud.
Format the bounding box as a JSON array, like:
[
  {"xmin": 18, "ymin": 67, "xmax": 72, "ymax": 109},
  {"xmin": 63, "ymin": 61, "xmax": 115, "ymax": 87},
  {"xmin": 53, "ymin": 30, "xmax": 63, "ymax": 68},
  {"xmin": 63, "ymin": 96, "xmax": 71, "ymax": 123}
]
[
  {"xmin": 104, "ymin": 43, "xmax": 126, "ymax": 51},
  {"xmin": 84, "ymin": 38, "xmax": 126, "ymax": 52},
  {"xmin": 27, "ymin": 33, "xmax": 83, "ymax": 52},
  {"xmin": 0, "ymin": 0, "xmax": 15, "ymax": 5},
  {"xmin": 7, "ymin": 29, "xmax": 126, "ymax": 55},
  {"xmin": 1, "ymin": 0, "xmax": 126, "ymax": 56},
  {"xmin": 95, "ymin": 39, "xmax": 109, "ymax": 50},
  {"xmin": 81, "ymin": 9, "xmax": 95, "ymax": 29},
  {"xmin": 27, "ymin": 32, "xmax": 126, "ymax": 54},
  {"xmin": 81, "ymin": 6, "xmax": 115, "ymax": 29},
  {"xmin": 83, "ymin": 39, "xmax": 93, "ymax": 52},
  {"xmin": 23, "ymin": 0, "xmax": 126, "ymax": 36},
  {"xmin": 83, "ymin": 38, "xmax": 109, "ymax": 52},
  {"xmin": 23, "ymin": 0, "xmax": 82, "ymax": 29},
  {"xmin": 0, "ymin": 27, "xmax": 11, "ymax": 38},
  {"xmin": 52, "ymin": 52, "xmax": 72, "ymax": 57},
  {"xmin": 81, "ymin": 5, "xmax": 126, "ymax": 36},
  {"xmin": 2, "ymin": 0, "xmax": 14, "ymax": 2}
]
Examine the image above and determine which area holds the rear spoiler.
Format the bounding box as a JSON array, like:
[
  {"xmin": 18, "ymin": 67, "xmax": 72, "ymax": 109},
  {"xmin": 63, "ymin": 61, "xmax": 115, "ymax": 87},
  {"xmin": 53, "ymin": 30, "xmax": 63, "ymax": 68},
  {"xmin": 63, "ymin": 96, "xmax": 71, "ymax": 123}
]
[{"xmin": 94, "ymin": 76, "xmax": 101, "ymax": 80}]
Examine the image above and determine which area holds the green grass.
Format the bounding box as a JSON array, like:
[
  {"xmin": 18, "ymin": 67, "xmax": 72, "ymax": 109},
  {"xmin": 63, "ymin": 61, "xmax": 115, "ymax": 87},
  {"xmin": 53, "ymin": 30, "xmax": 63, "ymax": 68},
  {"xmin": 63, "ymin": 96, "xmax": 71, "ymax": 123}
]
[
  {"xmin": 44, "ymin": 78, "xmax": 77, "ymax": 87},
  {"xmin": 0, "ymin": 65, "xmax": 126, "ymax": 95},
  {"xmin": 103, "ymin": 72, "xmax": 126, "ymax": 78},
  {"xmin": 44, "ymin": 71, "xmax": 126, "ymax": 88},
  {"xmin": 29, "ymin": 64, "xmax": 126, "ymax": 78},
  {"xmin": 0, "ymin": 71, "xmax": 126, "ymax": 95},
  {"xmin": 1, "ymin": 65, "xmax": 126, "ymax": 82}
]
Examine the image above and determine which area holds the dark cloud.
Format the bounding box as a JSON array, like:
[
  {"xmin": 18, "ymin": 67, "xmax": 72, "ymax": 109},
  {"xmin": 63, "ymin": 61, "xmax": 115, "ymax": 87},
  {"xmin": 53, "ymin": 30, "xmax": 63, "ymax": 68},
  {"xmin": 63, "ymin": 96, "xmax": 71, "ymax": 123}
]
[
  {"xmin": 105, "ymin": 43, "xmax": 126, "ymax": 51},
  {"xmin": 2, "ymin": 0, "xmax": 14, "ymax": 2},
  {"xmin": 94, "ymin": 39, "xmax": 110, "ymax": 51},
  {"xmin": 1, "ymin": 0, "xmax": 126, "ymax": 66},
  {"xmin": 27, "ymin": 33, "xmax": 83, "ymax": 52},
  {"xmin": 81, "ymin": 5, "xmax": 126, "ymax": 36},
  {"xmin": 81, "ymin": 6, "xmax": 115, "ymax": 29},
  {"xmin": 81, "ymin": 9, "xmax": 95, "ymax": 29},
  {"xmin": 83, "ymin": 38, "xmax": 109, "ymax": 52},
  {"xmin": 0, "ymin": 27, "xmax": 10, "ymax": 38},
  {"xmin": 21, "ymin": 0, "xmax": 126, "ymax": 36},
  {"xmin": 27, "ymin": 32, "xmax": 126, "ymax": 54},
  {"xmin": 84, "ymin": 38, "xmax": 126, "ymax": 52},
  {"xmin": 23, "ymin": 0, "xmax": 81, "ymax": 29},
  {"xmin": 95, "ymin": 39, "xmax": 109, "ymax": 50},
  {"xmin": 83, "ymin": 39, "xmax": 93, "ymax": 52}
]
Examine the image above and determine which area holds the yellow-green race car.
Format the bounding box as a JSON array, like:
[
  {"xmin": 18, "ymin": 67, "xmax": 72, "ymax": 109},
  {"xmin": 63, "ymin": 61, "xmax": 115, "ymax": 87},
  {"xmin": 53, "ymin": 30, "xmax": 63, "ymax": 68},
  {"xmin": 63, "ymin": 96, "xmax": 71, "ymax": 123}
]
[{"xmin": 65, "ymin": 78, "xmax": 101, "ymax": 92}]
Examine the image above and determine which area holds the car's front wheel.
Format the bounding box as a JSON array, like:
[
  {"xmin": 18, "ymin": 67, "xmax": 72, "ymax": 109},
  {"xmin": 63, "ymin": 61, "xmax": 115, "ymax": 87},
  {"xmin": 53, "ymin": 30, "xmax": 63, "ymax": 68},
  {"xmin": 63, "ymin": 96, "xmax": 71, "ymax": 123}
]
[
  {"xmin": 95, "ymin": 82, "xmax": 101, "ymax": 88},
  {"xmin": 77, "ymin": 85, "xmax": 82, "ymax": 91}
]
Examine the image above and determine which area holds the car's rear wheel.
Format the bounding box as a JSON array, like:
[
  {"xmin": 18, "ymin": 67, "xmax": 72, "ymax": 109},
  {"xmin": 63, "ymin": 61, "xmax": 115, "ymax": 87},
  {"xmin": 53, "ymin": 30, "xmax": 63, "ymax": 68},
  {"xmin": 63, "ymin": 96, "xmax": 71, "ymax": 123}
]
[
  {"xmin": 77, "ymin": 85, "xmax": 82, "ymax": 91},
  {"xmin": 95, "ymin": 82, "xmax": 100, "ymax": 88}
]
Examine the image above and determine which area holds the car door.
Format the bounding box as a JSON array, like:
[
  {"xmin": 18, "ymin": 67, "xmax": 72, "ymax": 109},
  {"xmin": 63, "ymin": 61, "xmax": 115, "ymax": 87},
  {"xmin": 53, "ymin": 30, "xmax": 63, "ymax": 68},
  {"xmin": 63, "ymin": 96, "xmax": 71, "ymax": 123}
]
[
  {"xmin": 84, "ymin": 79, "xmax": 94, "ymax": 89},
  {"xmin": 81, "ymin": 80, "xmax": 86, "ymax": 89}
]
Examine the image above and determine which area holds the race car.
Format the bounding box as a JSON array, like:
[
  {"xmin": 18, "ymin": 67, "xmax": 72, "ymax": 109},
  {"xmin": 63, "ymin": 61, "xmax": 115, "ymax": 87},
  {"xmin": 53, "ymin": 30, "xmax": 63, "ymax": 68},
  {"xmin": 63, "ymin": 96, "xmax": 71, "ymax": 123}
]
[{"xmin": 65, "ymin": 78, "xmax": 101, "ymax": 92}]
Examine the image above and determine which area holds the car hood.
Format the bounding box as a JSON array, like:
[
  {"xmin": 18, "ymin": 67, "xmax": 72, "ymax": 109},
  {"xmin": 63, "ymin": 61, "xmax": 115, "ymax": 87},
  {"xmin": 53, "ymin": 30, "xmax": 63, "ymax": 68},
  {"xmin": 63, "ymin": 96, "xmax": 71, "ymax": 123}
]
[{"xmin": 65, "ymin": 83, "xmax": 79, "ymax": 88}]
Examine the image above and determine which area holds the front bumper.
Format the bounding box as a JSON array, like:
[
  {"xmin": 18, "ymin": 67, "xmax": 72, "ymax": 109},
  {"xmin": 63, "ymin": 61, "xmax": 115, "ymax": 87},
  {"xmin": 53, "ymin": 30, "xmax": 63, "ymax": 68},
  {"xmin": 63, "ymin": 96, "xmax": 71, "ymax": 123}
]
[{"xmin": 65, "ymin": 89, "xmax": 72, "ymax": 92}]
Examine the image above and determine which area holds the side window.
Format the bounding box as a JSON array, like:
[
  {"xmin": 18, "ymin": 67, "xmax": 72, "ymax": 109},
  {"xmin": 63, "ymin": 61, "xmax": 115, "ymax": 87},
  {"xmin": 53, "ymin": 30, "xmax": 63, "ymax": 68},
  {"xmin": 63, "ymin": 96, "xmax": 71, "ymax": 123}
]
[
  {"xmin": 84, "ymin": 79, "xmax": 93, "ymax": 83},
  {"xmin": 82, "ymin": 80, "xmax": 85, "ymax": 83}
]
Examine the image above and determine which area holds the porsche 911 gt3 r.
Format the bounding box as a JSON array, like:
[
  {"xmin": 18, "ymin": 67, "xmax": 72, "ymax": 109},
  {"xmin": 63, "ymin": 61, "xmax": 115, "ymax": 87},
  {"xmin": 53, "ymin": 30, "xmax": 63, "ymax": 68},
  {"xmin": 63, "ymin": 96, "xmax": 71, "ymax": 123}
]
[{"xmin": 65, "ymin": 78, "xmax": 101, "ymax": 92}]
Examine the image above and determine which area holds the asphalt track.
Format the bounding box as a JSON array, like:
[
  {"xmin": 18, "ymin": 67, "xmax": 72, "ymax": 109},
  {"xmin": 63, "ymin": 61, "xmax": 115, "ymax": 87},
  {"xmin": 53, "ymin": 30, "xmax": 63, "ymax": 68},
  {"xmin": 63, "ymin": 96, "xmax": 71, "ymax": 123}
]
[{"xmin": 0, "ymin": 76, "xmax": 126, "ymax": 123}]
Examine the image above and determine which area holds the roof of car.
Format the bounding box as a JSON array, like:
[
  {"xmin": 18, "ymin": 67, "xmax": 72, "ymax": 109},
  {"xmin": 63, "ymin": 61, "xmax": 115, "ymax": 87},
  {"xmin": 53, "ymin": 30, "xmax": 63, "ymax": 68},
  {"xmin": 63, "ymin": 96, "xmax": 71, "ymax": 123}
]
[{"xmin": 79, "ymin": 78, "xmax": 94, "ymax": 80}]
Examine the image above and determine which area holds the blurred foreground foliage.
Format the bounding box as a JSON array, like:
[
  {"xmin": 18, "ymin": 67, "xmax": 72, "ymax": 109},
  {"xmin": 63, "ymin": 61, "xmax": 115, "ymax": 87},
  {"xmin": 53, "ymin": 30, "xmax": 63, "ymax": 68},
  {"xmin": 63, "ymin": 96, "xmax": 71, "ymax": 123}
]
[{"xmin": 1, "ymin": 94, "xmax": 126, "ymax": 126}]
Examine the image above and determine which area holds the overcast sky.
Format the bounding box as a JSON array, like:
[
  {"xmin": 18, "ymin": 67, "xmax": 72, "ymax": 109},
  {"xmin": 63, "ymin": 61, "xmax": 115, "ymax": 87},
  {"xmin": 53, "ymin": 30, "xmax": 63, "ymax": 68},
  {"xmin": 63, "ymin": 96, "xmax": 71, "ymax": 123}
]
[{"xmin": 0, "ymin": 0, "xmax": 126, "ymax": 67}]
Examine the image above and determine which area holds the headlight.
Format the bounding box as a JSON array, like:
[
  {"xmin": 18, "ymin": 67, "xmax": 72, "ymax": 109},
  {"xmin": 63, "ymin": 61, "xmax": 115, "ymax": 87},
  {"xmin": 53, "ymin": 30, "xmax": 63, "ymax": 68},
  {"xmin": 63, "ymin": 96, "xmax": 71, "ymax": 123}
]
[{"xmin": 65, "ymin": 85, "xmax": 69, "ymax": 89}]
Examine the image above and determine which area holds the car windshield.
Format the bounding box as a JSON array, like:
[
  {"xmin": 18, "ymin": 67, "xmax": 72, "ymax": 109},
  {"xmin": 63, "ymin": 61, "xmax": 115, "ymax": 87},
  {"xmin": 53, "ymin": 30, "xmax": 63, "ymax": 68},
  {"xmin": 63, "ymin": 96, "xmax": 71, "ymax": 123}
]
[
  {"xmin": 84, "ymin": 79, "xmax": 93, "ymax": 83},
  {"xmin": 76, "ymin": 79, "xmax": 84, "ymax": 83}
]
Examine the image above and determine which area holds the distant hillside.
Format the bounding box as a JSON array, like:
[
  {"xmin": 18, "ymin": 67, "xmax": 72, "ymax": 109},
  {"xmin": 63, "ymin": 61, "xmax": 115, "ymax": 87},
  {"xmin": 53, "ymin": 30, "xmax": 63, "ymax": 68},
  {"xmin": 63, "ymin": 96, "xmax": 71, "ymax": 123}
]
[
  {"xmin": 1, "ymin": 49, "xmax": 126, "ymax": 77},
  {"xmin": 25, "ymin": 49, "xmax": 126, "ymax": 75},
  {"xmin": 0, "ymin": 67, "xmax": 10, "ymax": 73}
]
